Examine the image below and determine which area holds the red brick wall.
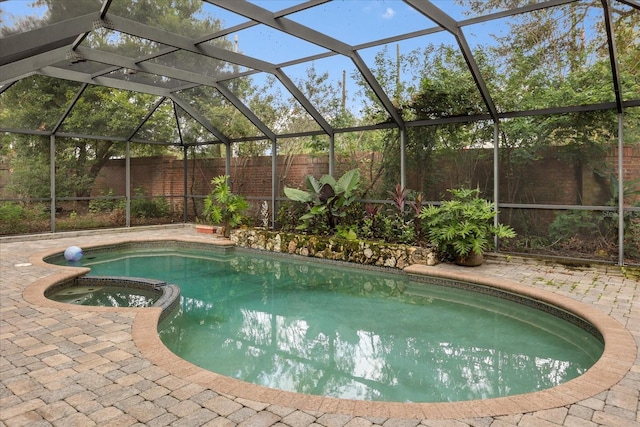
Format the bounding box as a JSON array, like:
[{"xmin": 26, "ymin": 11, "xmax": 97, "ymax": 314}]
[
  {"xmin": 3, "ymin": 144, "xmax": 627, "ymax": 216},
  {"xmin": 91, "ymin": 146, "xmax": 640, "ymax": 201}
]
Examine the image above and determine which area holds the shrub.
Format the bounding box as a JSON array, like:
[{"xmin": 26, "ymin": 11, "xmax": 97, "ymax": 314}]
[
  {"xmin": 131, "ymin": 197, "xmax": 170, "ymax": 218},
  {"xmin": 284, "ymin": 169, "xmax": 360, "ymax": 235},
  {"xmin": 89, "ymin": 189, "xmax": 124, "ymax": 213},
  {"xmin": 0, "ymin": 202, "xmax": 23, "ymax": 223}
]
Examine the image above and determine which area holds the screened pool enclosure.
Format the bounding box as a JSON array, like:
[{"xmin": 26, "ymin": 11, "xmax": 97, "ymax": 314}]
[{"xmin": 1, "ymin": 0, "xmax": 639, "ymax": 265}]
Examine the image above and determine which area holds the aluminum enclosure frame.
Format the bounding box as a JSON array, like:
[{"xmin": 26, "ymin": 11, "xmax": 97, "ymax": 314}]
[{"xmin": 1, "ymin": 0, "xmax": 639, "ymax": 265}]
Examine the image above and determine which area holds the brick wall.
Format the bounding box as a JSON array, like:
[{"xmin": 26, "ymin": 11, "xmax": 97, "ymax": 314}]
[{"xmin": 3, "ymin": 145, "xmax": 638, "ymax": 209}]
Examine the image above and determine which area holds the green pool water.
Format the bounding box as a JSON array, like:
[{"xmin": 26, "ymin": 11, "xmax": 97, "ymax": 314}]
[
  {"xmin": 49, "ymin": 285, "xmax": 159, "ymax": 307},
  {"xmin": 69, "ymin": 247, "xmax": 603, "ymax": 403}
]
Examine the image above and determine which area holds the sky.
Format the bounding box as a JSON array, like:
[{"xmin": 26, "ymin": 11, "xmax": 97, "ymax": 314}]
[{"xmin": 0, "ymin": 0, "xmax": 515, "ymax": 117}]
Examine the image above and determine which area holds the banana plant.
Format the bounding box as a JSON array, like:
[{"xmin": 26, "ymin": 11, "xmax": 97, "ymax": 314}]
[{"xmin": 284, "ymin": 169, "xmax": 360, "ymax": 233}]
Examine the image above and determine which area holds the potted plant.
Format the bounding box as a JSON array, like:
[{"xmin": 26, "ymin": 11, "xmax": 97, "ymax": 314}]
[
  {"xmin": 419, "ymin": 188, "xmax": 516, "ymax": 266},
  {"xmin": 202, "ymin": 175, "xmax": 249, "ymax": 238}
]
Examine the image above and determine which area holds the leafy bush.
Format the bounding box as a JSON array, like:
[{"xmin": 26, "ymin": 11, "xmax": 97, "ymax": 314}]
[
  {"xmin": 89, "ymin": 189, "xmax": 125, "ymax": 213},
  {"xmin": 0, "ymin": 202, "xmax": 24, "ymax": 223},
  {"xmin": 284, "ymin": 169, "xmax": 360, "ymax": 235},
  {"xmin": 0, "ymin": 202, "xmax": 49, "ymax": 234},
  {"xmin": 131, "ymin": 196, "xmax": 170, "ymax": 218},
  {"xmin": 203, "ymin": 175, "xmax": 249, "ymax": 237},
  {"xmin": 548, "ymin": 210, "xmax": 598, "ymax": 243},
  {"xmin": 419, "ymin": 188, "xmax": 516, "ymax": 261},
  {"xmin": 276, "ymin": 201, "xmax": 306, "ymax": 232}
]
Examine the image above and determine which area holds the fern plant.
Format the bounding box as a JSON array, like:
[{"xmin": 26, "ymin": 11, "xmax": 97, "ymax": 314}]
[
  {"xmin": 419, "ymin": 188, "xmax": 515, "ymax": 264},
  {"xmin": 203, "ymin": 175, "xmax": 248, "ymax": 237}
]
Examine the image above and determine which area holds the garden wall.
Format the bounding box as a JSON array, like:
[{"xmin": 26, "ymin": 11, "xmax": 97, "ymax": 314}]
[
  {"xmin": 1, "ymin": 145, "xmax": 637, "ymax": 209},
  {"xmin": 231, "ymin": 228, "xmax": 437, "ymax": 269},
  {"xmin": 88, "ymin": 145, "xmax": 639, "ymax": 209}
]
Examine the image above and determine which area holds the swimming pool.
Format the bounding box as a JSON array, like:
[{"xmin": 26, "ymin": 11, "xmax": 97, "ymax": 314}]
[{"xmin": 53, "ymin": 245, "xmax": 604, "ymax": 403}]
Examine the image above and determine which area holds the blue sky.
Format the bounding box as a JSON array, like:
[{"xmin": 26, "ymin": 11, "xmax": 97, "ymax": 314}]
[{"xmin": 0, "ymin": 0, "xmax": 504, "ymax": 116}]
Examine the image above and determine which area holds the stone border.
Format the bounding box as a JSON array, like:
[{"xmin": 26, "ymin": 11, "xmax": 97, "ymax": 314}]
[
  {"xmin": 23, "ymin": 237, "xmax": 637, "ymax": 420},
  {"xmin": 44, "ymin": 275, "xmax": 181, "ymax": 321},
  {"xmin": 231, "ymin": 228, "xmax": 437, "ymax": 269}
]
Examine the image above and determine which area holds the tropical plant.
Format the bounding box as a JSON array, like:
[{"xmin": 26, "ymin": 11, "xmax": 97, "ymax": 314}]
[
  {"xmin": 419, "ymin": 188, "xmax": 516, "ymax": 264},
  {"xmin": 203, "ymin": 175, "xmax": 249, "ymax": 238},
  {"xmin": 283, "ymin": 169, "xmax": 361, "ymax": 234}
]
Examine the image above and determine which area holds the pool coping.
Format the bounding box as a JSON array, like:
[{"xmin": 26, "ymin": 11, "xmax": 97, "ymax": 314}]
[{"xmin": 23, "ymin": 236, "xmax": 637, "ymax": 420}]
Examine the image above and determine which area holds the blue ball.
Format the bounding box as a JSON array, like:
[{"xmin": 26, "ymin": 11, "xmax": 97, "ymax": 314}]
[{"xmin": 64, "ymin": 246, "xmax": 83, "ymax": 262}]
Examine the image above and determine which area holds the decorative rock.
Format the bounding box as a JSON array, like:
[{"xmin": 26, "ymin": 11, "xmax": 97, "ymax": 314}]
[
  {"xmin": 273, "ymin": 234, "xmax": 281, "ymax": 252},
  {"xmin": 426, "ymin": 252, "xmax": 437, "ymax": 266},
  {"xmin": 230, "ymin": 229, "xmax": 437, "ymax": 269}
]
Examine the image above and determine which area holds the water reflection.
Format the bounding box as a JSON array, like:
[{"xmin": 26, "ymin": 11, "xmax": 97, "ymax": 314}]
[
  {"xmin": 152, "ymin": 252, "xmax": 603, "ymax": 403},
  {"xmin": 49, "ymin": 286, "xmax": 158, "ymax": 307},
  {"xmin": 77, "ymin": 249, "xmax": 602, "ymax": 402}
]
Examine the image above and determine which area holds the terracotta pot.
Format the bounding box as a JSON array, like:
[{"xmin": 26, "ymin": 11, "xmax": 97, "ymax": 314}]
[
  {"xmin": 455, "ymin": 251, "xmax": 484, "ymax": 267},
  {"xmin": 195, "ymin": 224, "xmax": 214, "ymax": 234},
  {"xmin": 195, "ymin": 225, "xmax": 224, "ymax": 235}
]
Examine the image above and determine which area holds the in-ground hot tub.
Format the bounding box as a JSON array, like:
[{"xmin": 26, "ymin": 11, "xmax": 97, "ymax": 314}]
[{"xmin": 44, "ymin": 273, "xmax": 180, "ymax": 320}]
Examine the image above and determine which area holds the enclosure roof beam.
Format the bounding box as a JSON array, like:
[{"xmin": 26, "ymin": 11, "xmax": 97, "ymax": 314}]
[
  {"xmin": 214, "ymin": 84, "xmax": 276, "ymax": 141},
  {"xmin": 103, "ymin": 14, "xmax": 276, "ymax": 74},
  {"xmin": 39, "ymin": 66, "xmax": 171, "ymax": 97},
  {"xmin": 458, "ymin": 0, "xmax": 579, "ymax": 27},
  {"xmin": 206, "ymin": 0, "xmax": 404, "ymax": 128},
  {"xmin": 171, "ymin": 94, "xmax": 228, "ymax": 144},
  {"xmin": 601, "ymin": 0, "xmax": 623, "ymax": 113},
  {"xmin": 0, "ymin": 46, "xmax": 70, "ymax": 84},
  {"xmin": 126, "ymin": 96, "xmax": 167, "ymax": 142},
  {"xmin": 615, "ymin": 0, "xmax": 640, "ymax": 9},
  {"xmin": 274, "ymin": 69, "xmax": 333, "ymax": 135},
  {"xmin": 406, "ymin": 0, "xmax": 499, "ymax": 122},
  {"xmin": 51, "ymin": 83, "xmax": 88, "ymax": 134},
  {"xmin": 0, "ymin": 13, "xmax": 98, "ymax": 66},
  {"xmin": 100, "ymin": 0, "xmax": 115, "ymax": 19}
]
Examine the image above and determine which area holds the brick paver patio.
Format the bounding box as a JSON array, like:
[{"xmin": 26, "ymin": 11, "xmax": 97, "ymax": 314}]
[{"xmin": 1, "ymin": 225, "xmax": 638, "ymax": 426}]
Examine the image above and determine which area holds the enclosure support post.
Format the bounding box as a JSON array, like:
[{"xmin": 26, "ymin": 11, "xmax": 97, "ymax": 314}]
[
  {"xmin": 183, "ymin": 145, "xmax": 188, "ymax": 223},
  {"xmin": 618, "ymin": 113, "xmax": 624, "ymax": 266},
  {"xmin": 329, "ymin": 133, "xmax": 335, "ymax": 177},
  {"xmin": 125, "ymin": 141, "xmax": 131, "ymax": 228},
  {"xmin": 493, "ymin": 121, "xmax": 500, "ymax": 251},
  {"xmin": 400, "ymin": 128, "xmax": 406, "ymax": 192},
  {"xmin": 272, "ymin": 138, "xmax": 278, "ymax": 229},
  {"xmin": 225, "ymin": 142, "xmax": 231, "ymax": 175},
  {"xmin": 49, "ymin": 134, "xmax": 56, "ymax": 233}
]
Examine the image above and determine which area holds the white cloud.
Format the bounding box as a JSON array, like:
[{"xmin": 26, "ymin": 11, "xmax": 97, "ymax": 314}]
[{"xmin": 382, "ymin": 7, "xmax": 396, "ymax": 19}]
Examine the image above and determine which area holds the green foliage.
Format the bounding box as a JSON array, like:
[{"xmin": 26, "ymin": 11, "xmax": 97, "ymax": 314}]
[
  {"xmin": 0, "ymin": 202, "xmax": 24, "ymax": 223},
  {"xmin": 131, "ymin": 196, "xmax": 170, "ymax": 219},
  {"xmin": 419, "ymin": 188, "xmax": 516, "ymax": 260},
  {"xmin": 548, "ymin": 210, "xmax": 598, "ymax": 243},
  {"xmin": 89, "ymin": 189, "xmax": 124, "ymax": 213},
  {"xmin": 203, "ymin": 175, "xmax": 249, "ymax": 236},
  {"xmin": 284, "ymin": 169, "xmax": 361, "ymax": 235},
  {"xmin": 335, "ymin": 225, "xmax": 358, "ymax": 241},
  {"xmin": 276, "ymin": 201, "xmax": 308, "ymax": 232},
  {"xmin": 89, "ymin": 188, "xmax": 169, "ymax": 219},
  {"xmin": 624, "ymin": 216, "xmax": 640, "ymax": 259},
  {"xmin": 0, "ymin": 202, "xmax": 48, "ymax": 234}
]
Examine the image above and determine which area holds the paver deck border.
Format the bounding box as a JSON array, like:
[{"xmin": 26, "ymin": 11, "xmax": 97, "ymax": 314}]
[{"xmin": 20, "ymin": 235, "xmax": 638, "ymax": 420}]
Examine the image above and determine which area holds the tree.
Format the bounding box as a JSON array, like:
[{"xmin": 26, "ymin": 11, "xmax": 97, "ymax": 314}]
[{"xmin": 0, "ymin": 0, "xmax": 250, "ymax": 202}]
